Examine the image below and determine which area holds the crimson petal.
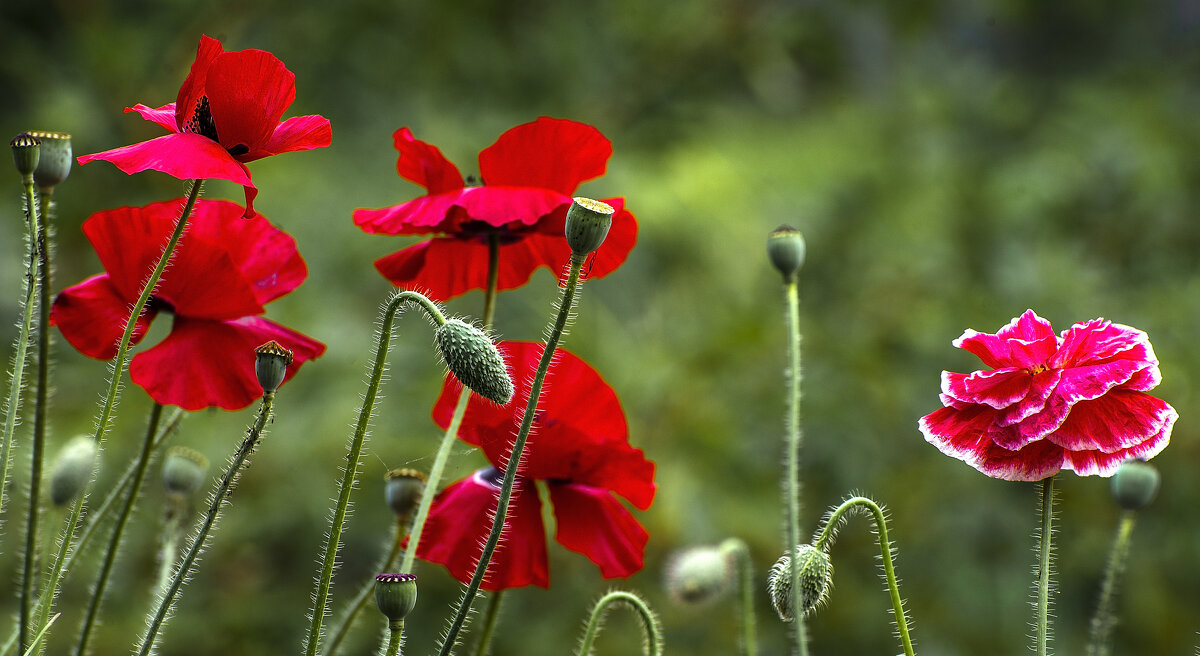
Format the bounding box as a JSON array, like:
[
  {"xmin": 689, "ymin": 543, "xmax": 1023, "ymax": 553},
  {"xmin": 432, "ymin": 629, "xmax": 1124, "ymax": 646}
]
[
  {"xmin": 549, "ymin": 482, "xmax": 649, "ymax": 579},
  {"xmin": 175, "ymin": 35, "xmax": 225, "ymax": 132},
  {"xmin": 478, "ymin": 117, "xmax": 612, "ymax": 195},
  {"xmin": 77, "ymin": 132, "xmax": 253, "ymax": 187},
  {"xmin": 1045, "ymin": 390, "xmax": 1178, "ymax": 453},
  {"xmin": 50, "ymin": 274, "xmax": 157, "ymax": 361},
  {"xmin": 262, "ymin": 115, "xmax": 333, "ymax": 159},
  {"xmin": 205, "ymin": 48, "xmax": 296, "ymax": 158},
  {"xmin": 955, "ymin": 310, "xmax": 1057, "ymax": 369},
  {"xmin": 392, "ymin": 127, "xmax": 464, "ymax": 194},
  {"xmin": 126, "ymin": 103, "xmax": 179, "ymax": 133}
]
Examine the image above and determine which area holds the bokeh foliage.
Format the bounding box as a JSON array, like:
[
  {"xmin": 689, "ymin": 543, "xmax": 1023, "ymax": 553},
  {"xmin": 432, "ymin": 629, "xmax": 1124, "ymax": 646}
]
[{"xmin": 2, "ymin": 1, "xmax": 1199, "ymax": 654}]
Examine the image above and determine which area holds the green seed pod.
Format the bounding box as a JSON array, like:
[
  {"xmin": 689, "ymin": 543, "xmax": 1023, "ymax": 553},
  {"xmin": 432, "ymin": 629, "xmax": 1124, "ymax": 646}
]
[
  {"xmin": 162, "ymin": 446, "xmax": 210, "ymax": 497},
  {"xmin": 768, "ymin": 543, "xmax": 832, "ymax": 622},
  {"xmin": 564, "ymin": 196, "xmax": 615, "ymax": 256},
  {"xmin": 10, "ymin": 132, "xmax": 40, "ymax": 179},
  {"xmin": 28, "ymin": 131, "xmax": 71, "ymax": 190},
  {"xmin": 254, "ymin": 340, "xmax": 293, "ymax": 394},
  {"xmin": 50, "ymin": 436, "xmax": 98, "ymax": 507},
  {"xmin": 384, "ymin": 468, "xmax": 427, "ymax": 520},
  {"xmin": 767, "ymin": 225, "xmax": 806, "ymax": 279},
  {"xmin": 1110, "ymin": 459, "xmax": 1161, "ymax": 511},
  {"xmin": 375, "ymin": 573, "xmax": 418, "ymax": 624},
  {"xmin": 434, "ymin": 319, "xmax": 514, "ymax": 405},
  {"xmin": 664, "ymin": 545, "xmax": 733, "ymax": 605}
]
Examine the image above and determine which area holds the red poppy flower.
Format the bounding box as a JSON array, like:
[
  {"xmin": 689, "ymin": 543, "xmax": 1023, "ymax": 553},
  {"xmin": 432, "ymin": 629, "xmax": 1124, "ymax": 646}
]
[
  {"xmin": 412, "ymin": 341, "xmax": 655, "ymax": 590},
  {"xmin": 50, "ymin": 199, "xmax": 325, "ymax": 411},
  {"xmin": 919, "ymin": 310, "xmax": 1177, "ymax": 481},
  {"xmin": 353, "ymin": 117, "xmax": 638, "ymax": 300},
  {"xmin": 76, "ymin": 35, "xmax": 332, "ymax": 218}
]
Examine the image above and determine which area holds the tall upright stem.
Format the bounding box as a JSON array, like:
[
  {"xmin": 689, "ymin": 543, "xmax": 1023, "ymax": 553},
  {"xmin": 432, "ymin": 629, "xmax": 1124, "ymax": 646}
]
[
  {"xmin": 721, "ymin": 538, "xmax": 758, "ymax": 656},
  {"xmin": 782, "ymin": 276, "xmax": 809, "ymax": 656},
  {"xmin": 1035, "ymin": 476, "xmax": 1057, "ymax": 656},
  {"xmin": 473, "ymin": 591, "xmax": 504, "ymax": 656}
]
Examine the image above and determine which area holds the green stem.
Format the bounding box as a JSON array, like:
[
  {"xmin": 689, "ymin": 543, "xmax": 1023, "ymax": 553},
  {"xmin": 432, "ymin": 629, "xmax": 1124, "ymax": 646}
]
[
  {"xmin": 1036, "ymin": 476, "xmax": 1057, "ymax": 656},
  {"xmin": 383, "ymin": 621, "xmax": 404, "ymax": 656},
  {"xmin": 781, "ymin": 276, "xmax": 810, "ymax": 656},
  {"xmin": 135, "ymin": 392, "xmax": 276, "ymax": 656},
  {"xmin": 323, "ymin": 520, "xmax": 407, "ymax": 656},
  {"xmin": 437, "ymin": 254, "xmax": 587, "ymax": 656},
  {"xmin": 1086, "ymin": 512, "xmax": 1136, "ymax": 656},
  {"xmin": 575, "ymin": 591, "xmax": 662, "ymax": 656},
  {"xmin": 75, "ymin": 402, "xmax": 163, "ymax": 656},
  {"xmin": 812, "ymin": 496, "xmax": 916, "ymax": 656},
  {"xmin": 473, "ymin": 591, "xmax": 504, "ymax": 656},
  {"xmin": 720, "ymin": 538, "xmax": 758, "ymax": 656},
  {"xmin": 303, "ymin": 291, "xmax": 448, "ymax": 656}
]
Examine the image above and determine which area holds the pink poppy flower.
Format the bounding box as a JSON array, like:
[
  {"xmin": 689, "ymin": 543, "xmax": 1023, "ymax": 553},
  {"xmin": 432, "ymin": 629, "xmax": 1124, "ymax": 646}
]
[
  {"xmin": 919, "ymin": 310, "xmax": 1177, "ymax": 481},
  {"xmin": 77, "ymin": 35, "xmax": 332, "ymax": 218},
  {"xmin": 50, "ymin": 199, "xmax": 325, "ymax": 411},
  {"xmin": 353, "ymin": 117, "xmax": 638, "ymax": 300},
  {"xmin": 412, "ymin": 341, "xmax": 655, "ymax": 590}
]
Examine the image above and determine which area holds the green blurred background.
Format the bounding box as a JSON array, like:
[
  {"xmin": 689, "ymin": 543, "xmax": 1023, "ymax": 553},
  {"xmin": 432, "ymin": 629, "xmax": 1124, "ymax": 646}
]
[{"xmin": 2, "ymin": 1, "xmax": 1199, "ymax": 654}]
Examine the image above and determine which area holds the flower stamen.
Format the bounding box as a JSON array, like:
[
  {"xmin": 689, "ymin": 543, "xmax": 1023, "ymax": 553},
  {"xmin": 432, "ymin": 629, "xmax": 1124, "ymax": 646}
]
[{"xmin": 184, "ymin": 96, "xmax": 220, "ymax": 142}]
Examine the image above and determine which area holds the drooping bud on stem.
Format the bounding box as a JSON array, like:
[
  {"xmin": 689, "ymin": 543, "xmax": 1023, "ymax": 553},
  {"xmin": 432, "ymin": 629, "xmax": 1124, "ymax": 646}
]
[
  {"xmin": 11, "ymin": 132, "xmax": 40, "ymax": 180},
  {"xmin": 767, "ymin": 225, "xmax": 806, "ymax": 279},
  {"xmin": 433, "ymin": 319, "xmax": 514, "ymax": 404},
  {"xmin": 374, "ymin": 573, "xmax": 418, "ymax": 626},
  {"xmin": 1110, "ymin": 459, "xmax": 1160, "ymax": 511},
  {"xmin": 564, "ymin": 196, "xmax": 615, "ymax": 256},
  {"xmin": 768, "ymin": 544, "xmax": 832, "ymax": 622},
  {"xmin": 49, "ymin": 436, "xmax": 98, "ymax": 507},
  {"xmin": 255, "ymin": 340, "xmax": 293, "ymax": 394},
  {"xmin": 28, "ymin": 131, "xmax": 71, "ymax": 190},
  {"xmin": 384, "ymin": 468, "xmax": 427, "ymax": 521},
  {"xmin": 664, "ymin": 545, "xmax": 734, "ymax": 605}
]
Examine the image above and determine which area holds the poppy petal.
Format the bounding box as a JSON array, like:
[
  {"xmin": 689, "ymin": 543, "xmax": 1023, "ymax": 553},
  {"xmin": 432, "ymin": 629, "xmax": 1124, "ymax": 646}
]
[
  {"xmin": 954, "ymin": 310, "xmax": 1057, "ymax": 369},
  {"xmin": 129, "ymin": 316, "xmax": 324, "ymax": 411},
  {"xmin": 205, "ymin": 48, "xmax": 295, "ymax": 157},
  {"xmin": 478, "ymin": 117, "xmax": 612, "ymax": 195},
  {"xmin": 354, "ymin": 193, "xmax": 470, "ymax": 236},
  {"xmin": 77, "ymin": 132, "xmax": 253, "ymax": 186},
  {"xmin": 174, "ymin": 34, "xmax": 225, "ymax": 131},
  {"xmin": 1062, "ymin": 416, "xmax": 1173, "ymax": 476},
  {"xmin": 452, "ymin": 186, "xmax": 568, "ymax": 228},
  {"xmin": 1045, "ymin": 390, "xmax": 1178, "ymax": 453},
  {"xmin": 261, "ymin": 115, "xmax": 333, "ymax": 159},
  {"xmin": 50, "ymin": 274, "xmax": 157, "ymax": 361},
  {"xmin": 549, "ymin": 482, "xmax": 649, "ymax": 579},
  {"xmin": 126, "ymin": 103, "xmax": 180, "ymax": 133},
  {"xmin": 392, "ymin": 127, "xmax": 464, "ymax": 194},
  {"xmin": 942, "ymin": 368, "xmax": 1031, "ymax": 409}
]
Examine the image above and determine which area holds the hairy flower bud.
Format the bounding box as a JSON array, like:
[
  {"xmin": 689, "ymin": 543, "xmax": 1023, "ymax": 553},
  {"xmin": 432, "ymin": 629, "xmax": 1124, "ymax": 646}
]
[
  {"xmin": 28, "ymin": 131, "xmax": 71, "ymax": 190},
  {"xmin": 564, "ymin": 197, "xmax": 614, "ymax": 256},
  {"xmin": 434, "ymin": 319, "xmax": 514, "ymax": 404},
  {"xmin": 384, "ymin": 468, "xmax": 427, "ymax": 520},
  {"xmin": 50, "ymin": 436, "xmax": 98, "ymax": 506},
  {"xmin": 1110, "ymin": 459, "xmax": 1160, "ymax": 511},
  {"xmin": 768, "ymin": 544, "xmax": 832, "ymax": 622},
  {"xmin": 255, "ymin": 340, "xmax": 293, "ymax": 394},
  {"xmin": 664, "ymin": 545, "xmax": 733, "ymax": 605},
  {"xmin": 162, "ymin": 446, "xmax": 210, "ymax": 497},
  {"xmin": 375, "ymin": 573, "xmax": 418, "ymax": 624},
  {"xmin": 767, "ymin": 225, "xmax": 806, "ymax": 279},
  {"xmin": 11, "ymin": 132, "xmax": 40, "ymax": 179}
]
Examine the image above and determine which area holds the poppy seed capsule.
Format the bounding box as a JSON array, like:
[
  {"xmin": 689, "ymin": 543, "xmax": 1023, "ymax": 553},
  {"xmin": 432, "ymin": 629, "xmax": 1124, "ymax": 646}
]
[
  {"xmin": 768, "ymin": 544, "xmax": 832, "ymax": 622},
  {"xmin": 434, "ymin": 319, "xmax": 514, "ymax": 405},
  {"xmin": 664, "ymin": 545, "xmax": 733, "ymax": 605},
  {"xmin": 28, "ymin": 131, "xmax": 71, "ymax": 190},
  {"xmin": 162, "ymin": 446, "xmax": 210, "ymax": 497},
  {"xmin": 767, "ymin": 225, "xmax": 806, "ymax": 279},
  {"xmin": 255, "ymin": 340, "xmax": 293, "ymax": 394},
  {"xmin": 1110, "ymin": 459, "xmax": 1161, "ymax": 511},
  {"xmin": 564, "ymin": 197, "xmax": 615, "ymax": 256},
  {"xmin": 374, "ymin": 573, "xmax": 418, "ymax": 625},
  {"xmin": 384, "ymin": 468, "xmax": 427, "ymax": 520},
  {"xmin": 50, "ymin": 436, "xmax": 98, "ymax": 506},
  {"xmin": 10, "ymin": 132, "xmax": 40, "ymax": 178}
]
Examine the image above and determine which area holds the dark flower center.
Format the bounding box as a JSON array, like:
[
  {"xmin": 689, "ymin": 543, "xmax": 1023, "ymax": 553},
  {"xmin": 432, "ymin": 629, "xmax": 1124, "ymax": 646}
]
[
  {"xmin": 147, "ymin": 296, "xmax": 176, "ymax": 314},
  {"xmin": 477, "ymin": 466, "xmax": 505, "ymax": 488},
  {"xmin": 1029, "ymin": 363, "xmax": 1049, "ymax": 375},
  {"xmin": 184, "ymin": 95, "xmax": 250, "ymax": 158}
]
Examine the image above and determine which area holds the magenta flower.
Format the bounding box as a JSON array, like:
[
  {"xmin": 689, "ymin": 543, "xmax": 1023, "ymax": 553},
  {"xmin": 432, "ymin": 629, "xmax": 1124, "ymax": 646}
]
[{"xmin": 919, "ymin": 310, "xmax": 1177, "ymax": 481}]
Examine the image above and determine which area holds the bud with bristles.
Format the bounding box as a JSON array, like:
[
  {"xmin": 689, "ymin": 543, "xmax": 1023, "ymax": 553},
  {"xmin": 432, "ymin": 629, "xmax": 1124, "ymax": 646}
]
[
  {"xmin": 664, "ymin": 545, "xmax": 734, "ymax": 605},
  {"xmin": 767, "ymin": 225, "xmax": 806, "ymax": 279},
  {"xmin": 564, "ymin": 196, "xmax": 615, "ymax": 256},
  {"xmin": 50, "ymin": 436, "xmax": 98, "ymax": 506},
  {"xmin": 375, "ymin": 573, "xmax": 418, "ymax": 625},
  {"xmin": 434, "ymin": 319, "xmax": 514, "ymax": 404},
  {"xmin": 162, "ymin": 446, "xmax": 210, "ymax": 497},
  {"xmin": 255, "ymin": 340, "xmax": 293, "ymax": 394},
  {"xmin": 11, "ymin": 132, "xmax": 40, "ymax": 179},
  {"xmin": 28, "ymin": 131, "xmax": 71, "ymax": 190},
  {"xmin": 1110, "ymin": 459, "xmax": 1160, "ymax": 511},
  {"xmin": 384, "ymin": 468, "xmax": 427, "ymax": 520},
  {"xmin": 768, "ymin": 544, "xmax": 832, "ymax": 621}
]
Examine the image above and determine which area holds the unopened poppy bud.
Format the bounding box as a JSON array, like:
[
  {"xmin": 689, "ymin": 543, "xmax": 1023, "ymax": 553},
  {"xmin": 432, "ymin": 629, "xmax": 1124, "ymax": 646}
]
[
  {"xmin": 384, "ymin": 468, "xmax": 427, "ymax": 520},
  {"xmin": 50, "ymin": 436, "xmax": 98, "ymax": 506},
  {"xmin": 162, "ymin": 446, "xmax": 209, "ymax": 497},
  {"xmin": 374, "ymin": 573, "xmax": 418, "ymax": 625},
  {"xmin": 664, "ymin": 545, "xmax": 733, "ymax": 605},
  {"xmin": 255, "ymin": 340, "xmax": 293, "ymax": 394},
  {"xmin": 1110, "ymin": 459, "xmax": 1160, "ymax": 511},
  {"xmin": 767, "ymin": 225, "xmax": 806, "ymax": 279},
  {"xmin": 11, "ymin": 132, "xmax": 40, "ymax": 179},
  {"xmin": 28, "ymin": 131, "xmax": 71, "ymax": 190},
  {"xmin": 564, "ymin": 196, "xmax": 614, "ymax": 256},
  {"xmin": 768, "ymin": 544, "xmax": 832, "ymax": 622},
  {"xmin": 434, "ymin": 319, "xmax": 514, "ymax": 404}
]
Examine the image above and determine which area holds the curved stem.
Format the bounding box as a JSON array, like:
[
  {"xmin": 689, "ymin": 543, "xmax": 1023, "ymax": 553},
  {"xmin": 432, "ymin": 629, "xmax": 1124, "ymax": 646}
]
[
  {"xmin": 1086, "ymin": 511, "xmax": 1136, "ymax": 656},
  {"xmin": 473, "ymin": 591, "xmax": 504, "ymax": 656},
  {"xmin": 75, "ymin": 402, "xmax": 163, "ymax": 655},
  {"xmin": 135, "ymin": 392, "xmax": 275, "ymax": 656},
  {"xmin": 720, "ymin": 538, "xmax": 758, "ymax": 656},
  {"xmin": 437, "ymin": 254, "xmax": 587, "ymax": 656},
  {"xmin": 781, "ymin": 276, "xmax": 810, "ymax": 656},
  {"xmin": 1035, "ymin": 476, "xmax": 1057, "ymax": 656},
  {"xmin": 575, "ymin": 591, "xmax": 662, "ymax": 656},
  {"xmin": 304, "ymin": 291, "xmax": 447, "ymax": 656},
  {"xmin": 323, "ymin": 520, "xmax": 406, "ymax": 656},
  {"xmin": 812, "ymin": 496, "xmax": 916, "ymax": 656}
]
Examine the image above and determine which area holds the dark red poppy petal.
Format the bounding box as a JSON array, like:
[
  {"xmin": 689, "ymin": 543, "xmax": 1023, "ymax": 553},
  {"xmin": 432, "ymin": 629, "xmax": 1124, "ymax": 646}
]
[
  {"xmin": 126, "ymin": 103, "xmax": 180, "ymax": 133},
  {"xmin": 478, "ymin": 117, "xmax": 611, "ymax": 195},
  {"xmin": 942, "ymin": 368, "xmax": 1031, "ymax": 409},
  {"xmin": 954, "ymin": 310, "xmax": 1057, "ymax": 369},
  {"xmin": 50, "ymin": 274, "xmax": 157, "ymax": 361},
  {"xmin": 452, "ymin": 186, "xmax": 569, "ymax": 228},
  {"xmin": 1046, "ymin": 390, "xmax": 1179, "ymax": 453},
  {"xmin": 354, "ymin": 193, "xmax": 470, "ymax": 236},
  {"xmin": 77, "ymin": 132, "xmax": 253, "ymax": 187},
  {"xmin": 174, "ymin": 34, "xmax": 225, "ymax": 131},
  {"xmin": 549, "ymin": 482, "xmax": 649, "ymax": 579},
  {"xmin": 1062, "ymin": 417, "xmax": 1172, "ymax": 476},
  {"xmin": 205, "ymin": 48, "xmax": 296, "ymax": 156},
  {"xmin": 412, "ymin": 472, "xmax": 549, "ymax": 591},
  {"xmin": 373, "ymin": 237, "xmax": 496, "ymax": 301},
  {"xmin": 259, "ymin": 115, "xmax": 333, "ymax": 160},
  {"xmin": 1053, "ymin": 319, "xmax": 1155, "ymax": 369},
  {"xmin": 392, "ymin": 127, "xmax": 464, "ymax": 194},
  {"xmin": 972, "ymin": 439, "xmax": 1065, "ymax": 482},
  {"xmin": 129, "ymin": 316, "xmax": 324, "ymax": 411}
]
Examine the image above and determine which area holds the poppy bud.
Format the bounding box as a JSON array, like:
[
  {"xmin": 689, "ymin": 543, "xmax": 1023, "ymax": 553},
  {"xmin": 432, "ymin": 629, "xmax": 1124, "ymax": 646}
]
[
  {"xmin": 1110, "ymin": 459, "xmax": 1160, "ymax": 511},
  {"xmin": 11, "ymin": 132, "xmax": 40, "ymax": 179},
  {"xmin": 375, "ymin": 573, "xmax": 418, "ymax": 625},
  {"xmin": 384, "ymin": 468, "xmax": 427, "ymax": 520},
  {"xmin": 50, "ymin": 436, "xmax": 98, "ymax": 506},
  {"xmin": 255, "ymin": 340, "xmax": 293, "ymax": 394},
  {"xmin": 433, "ymin": 319, "xmax": 514, "ymax": 405},
  {"xmin": 767, "ymin": 225, "xmax": 806, "ymax": 279},
  {"xmin": 28, "ymin": 131, "xmax": 71, "ymax": 190},
  {"xmin": 564, "ymin": 196, "xmax": 614, "ymax": 256},
  {"xmin": 768, "ymin": 544, "xmax": 832, "ymax": 622},
  {"xmin": 162, "ymin": 446, "xmax": 210, "ymax": 497},
  {"xmin": 664, "ymin": 545, "xmax": 733, "ymax": 605}
]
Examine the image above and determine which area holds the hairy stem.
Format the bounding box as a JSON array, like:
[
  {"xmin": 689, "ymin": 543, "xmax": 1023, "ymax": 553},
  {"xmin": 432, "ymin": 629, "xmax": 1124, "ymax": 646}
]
[
  {"xmin": 1086, "ymin": 512, "xmax": 1136, "ymax": 656},
  {"xmin": 781, "ymin": 276, "xmax": 810, "ymax": 656},
  {"xmin": 323, "ymin": 520, "xmax": 406, "ymax": 656},
  {"xmin": 575, "ymin": 591, "xmax": 662, "ymax": 656},
  {"xmin": 1035, "ymin": 476, "xmax": 1057, "ymax": 656},
  {"xmin": 473, "ymin": 591, "xmax": 504, "ymax": 656},
  {"xmin": 720, "ymin": 538, "xmax": 758, "ymax": 656}
]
